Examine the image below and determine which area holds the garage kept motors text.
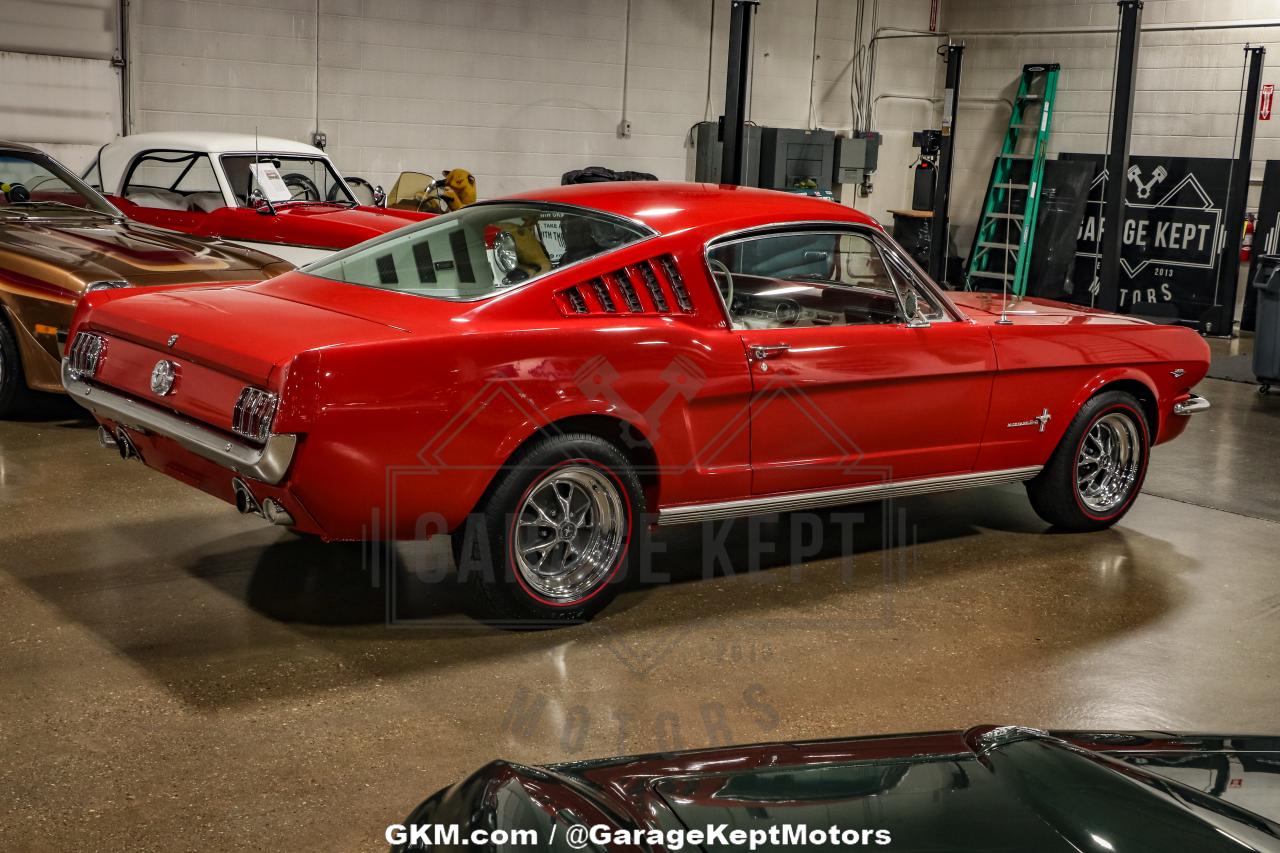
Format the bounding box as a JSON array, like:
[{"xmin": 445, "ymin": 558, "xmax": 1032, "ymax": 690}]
[{"xmin": 1060, "ymin": 152, "xmax": 1231, "ymax": 333}]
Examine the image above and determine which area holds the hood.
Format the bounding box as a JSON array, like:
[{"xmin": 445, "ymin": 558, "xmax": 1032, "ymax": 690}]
[
  {"xmin": 232, "ymin": 202, "xmax": 427, "ymax": 249},
  {"xmin": 396, "ymin": 728, "xmax": 1280, "ymax": 853},
  {"xmin": 949, "ymin": 290, "xmax": 1149, "ymax": 324},
  {"xmin": 0, "ymin": 216, "xmax": 283, "ymax": 299}
]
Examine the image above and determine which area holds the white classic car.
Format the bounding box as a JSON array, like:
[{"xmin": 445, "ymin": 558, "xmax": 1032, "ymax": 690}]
[{"xmin": 83, "ymin": 132, "xmax": 428, "ymax": 265}]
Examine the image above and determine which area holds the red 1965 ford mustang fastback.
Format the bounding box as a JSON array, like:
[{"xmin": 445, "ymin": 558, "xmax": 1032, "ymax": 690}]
[{"xmin": 61, "ymin": 182, "xmax": 1210, "ymax": 621}]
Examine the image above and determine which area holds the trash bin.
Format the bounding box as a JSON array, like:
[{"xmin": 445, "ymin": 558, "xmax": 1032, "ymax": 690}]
[{"xmin": 1253, "ymin": 253, "xmax": 1280, "ymax": 394}]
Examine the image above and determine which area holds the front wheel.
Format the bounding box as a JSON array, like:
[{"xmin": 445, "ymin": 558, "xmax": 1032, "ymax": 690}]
[
  {"xmin": 452, "ymin": 433, "xmax": 644, "ymax": 626},
  {"xmin": 1026, "ymin": 391, "xmax": 1150, "ymax": 531}
]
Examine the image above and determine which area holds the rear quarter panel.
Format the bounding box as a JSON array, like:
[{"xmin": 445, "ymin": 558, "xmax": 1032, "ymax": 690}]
[{"xmin": 285, "ymin": 241, "xmax": 753, "ymax": 540}]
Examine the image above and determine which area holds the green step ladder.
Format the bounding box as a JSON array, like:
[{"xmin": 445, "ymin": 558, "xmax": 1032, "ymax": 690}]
[{"xmin": 965, "ymin": 63, "xmax": 1061, "ymax": 296}]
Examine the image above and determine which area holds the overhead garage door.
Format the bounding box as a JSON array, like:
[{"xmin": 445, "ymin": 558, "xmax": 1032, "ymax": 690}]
[{"xmin": 0, "ymin": 0, "xmax": 123, "ymax": 171}]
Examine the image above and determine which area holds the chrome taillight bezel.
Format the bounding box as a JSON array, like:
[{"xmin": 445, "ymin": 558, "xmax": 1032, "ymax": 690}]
[
  {"xmin": 232, "ymin": 387, "xmax": 279, "ymax": 444},
  {"xmin": 68, "ymin": 332, "xmax": 107, "ymax": 379}
]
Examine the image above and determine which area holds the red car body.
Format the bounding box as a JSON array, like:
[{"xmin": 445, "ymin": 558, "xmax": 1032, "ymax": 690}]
[
  {"xmin": 104, "ymin": 196, "xmax": 426, "ymax": 260},
  {"xmin": 62, "ymin": 183, "xmax": 1210, "ymax": 596}
]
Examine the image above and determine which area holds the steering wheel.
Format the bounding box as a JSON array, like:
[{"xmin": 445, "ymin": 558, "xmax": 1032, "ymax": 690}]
[
  {"xmin": 774, "ymin": 299, "xmax": 802, "ymax": 326},
  {"xmin": 282, "ymin": 172, "xmax": 321, "ymax": 202},
  {"xmin": 708, "ymin": 258, "xmax": 734, "ymax": 311},
  {"xmin": 341, "ymin": 177, "xmax": 376, "ymax": 205},
  {"xmin": 1, "ymin": 182, "xmax": 30, "ymax": 203}
]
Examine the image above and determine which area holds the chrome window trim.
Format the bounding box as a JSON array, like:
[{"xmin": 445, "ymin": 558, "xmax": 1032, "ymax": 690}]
[
  {"xmin": 658, "ymin": 465, "xmax": 1044, "ymax": 525},
  {"xmin": 61, "ymin": 359, "xmax": 297, "ymax": 485},
  {"xmin": 701, "ymin": 221, "xmax": 961, "ymax": 331},
  {"xmin": 299, "ymin": 200, "xmax": 659, "ymax": 304}
]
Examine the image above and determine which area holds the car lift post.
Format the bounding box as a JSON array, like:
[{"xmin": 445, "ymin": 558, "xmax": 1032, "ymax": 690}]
[
  {"xmin": 720, "ymin": 0, "xmax": 759, "ymax": 186},
  {"xmin": 1215, "ymin": 46, "xmax": 1267, "ymax": 335},
  {"xmin": 1098, "ymin": 0, "xmax": 1143, "ymax": 313},
  {"xmin": 928, "ymin": 44, "xmax": 964, "ymax": 284}
]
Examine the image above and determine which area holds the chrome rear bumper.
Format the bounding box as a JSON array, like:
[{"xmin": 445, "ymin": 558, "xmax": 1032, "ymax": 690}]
[
  {"xmin": 1172, "ymin": 393, "xmax": 1211, "ymax": 416},
  {"xmin": 61, "ymin": 359, "xmax": 297, "ymax": 485}
]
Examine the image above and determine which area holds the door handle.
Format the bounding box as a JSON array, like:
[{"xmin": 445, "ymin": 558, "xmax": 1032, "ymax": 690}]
[{"xmin": 750, "ymin": 344, "xmax": 790, "ymax": 360}]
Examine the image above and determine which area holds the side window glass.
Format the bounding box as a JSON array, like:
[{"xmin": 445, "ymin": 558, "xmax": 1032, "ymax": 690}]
[
  {"xmin": 709, "ymin": 231, "xmax": 907, "ymax": 331},
  {"xmin": 836, "ymin": 233, "xmax": 898, "ymax": 297}
]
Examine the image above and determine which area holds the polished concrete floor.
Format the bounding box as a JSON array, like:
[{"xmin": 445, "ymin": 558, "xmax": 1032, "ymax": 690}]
[{"xmin": 2, "ymin": 371, "xmax": 1279, "ymax": 852}]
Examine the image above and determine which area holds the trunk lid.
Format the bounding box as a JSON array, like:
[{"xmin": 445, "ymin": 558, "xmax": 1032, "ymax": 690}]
[{"xmin": 85, "ymin": 278, "xmax": 414, "ymax": 385}]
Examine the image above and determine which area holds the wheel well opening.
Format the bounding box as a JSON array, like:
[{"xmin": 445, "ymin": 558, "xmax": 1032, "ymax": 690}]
[
  {"xmin": 521, "ymin": 415, "xmax": 660, "ymax": 509},
  {"xmin": 1095, "ymin": 379, "xmax": 1158, "ymax": 438}
]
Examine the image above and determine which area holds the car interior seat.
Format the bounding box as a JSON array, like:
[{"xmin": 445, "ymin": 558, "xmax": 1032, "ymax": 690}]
[
  {"xmin": 125, "ymin": 188, "xmax": 187, "ymax": 211},
  {"xmin": 185, "ymin": 192, "xmax": 226, "ymax": 213}
]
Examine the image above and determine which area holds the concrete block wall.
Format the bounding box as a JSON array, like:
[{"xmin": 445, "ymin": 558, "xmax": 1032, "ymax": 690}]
[
  {"xmin": 941, "ymin": 0, "xmax": 1280, "ymax": 251},
  {"xmin": 129, "ymin": 0, "xmax": 944, "ymax": 224}
]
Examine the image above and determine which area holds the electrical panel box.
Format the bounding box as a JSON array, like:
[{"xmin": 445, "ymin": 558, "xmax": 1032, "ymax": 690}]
[
  {"xmin": 693, "ymin": 121, "xmax": 762, "ymax": 186},
  {"xmin": 758, "ymin": 127, "xmax": 836, "ymax": 193},
  {"xmin": 834, "ymin": 132, "xmax": 882, "ymax": 185}
]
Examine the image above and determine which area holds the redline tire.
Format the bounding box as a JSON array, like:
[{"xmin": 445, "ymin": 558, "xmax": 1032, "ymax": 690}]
[
  {"xmin": 452, "ymin": 432, "xmax": 644, "ymax": 626},
  {"xmin": 1026, "ymin": 391, "xmax": 1150, "ymax": 532}
]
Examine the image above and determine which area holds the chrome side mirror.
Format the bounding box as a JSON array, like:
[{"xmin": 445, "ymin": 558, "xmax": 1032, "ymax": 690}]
[{"xmin": 902, "ymin": 289, "xmax": 931, "ymax": 328}]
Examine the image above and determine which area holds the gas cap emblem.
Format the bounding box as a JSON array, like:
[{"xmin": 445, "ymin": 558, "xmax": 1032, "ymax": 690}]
[{"xmin": 150, "ymin": 360, "xmax": 177, "ymax": 396}]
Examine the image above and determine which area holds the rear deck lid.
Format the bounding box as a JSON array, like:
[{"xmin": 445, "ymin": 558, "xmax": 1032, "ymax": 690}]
[{"xmin": 83, "ymin": 278, "xmax": 413, "ymax": 385}]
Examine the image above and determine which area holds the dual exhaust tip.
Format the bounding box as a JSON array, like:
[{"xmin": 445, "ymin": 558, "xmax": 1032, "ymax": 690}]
[
  {"xmin": 98, "ymin": 425, "xmax": 139, "ymax": 461},
  {"xmin": 232, "ymin": 478, "xmax": 294, "ymax": 527},
  {"xmin": 97, "ymin": 427, "xmax": 293, "ymax": 528}
]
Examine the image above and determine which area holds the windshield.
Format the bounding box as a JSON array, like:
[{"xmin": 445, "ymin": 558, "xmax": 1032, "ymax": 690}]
[
  {"xmin": 0, "ymin": 150, "xmax": 120, "ymax": 217},
  {"xmin": 220, "ymin": 154, "xmax": 355, "ymax": 206},
  {"xmin": 304, "ymin": 202, "xmax": 650, "ymax": 300}
]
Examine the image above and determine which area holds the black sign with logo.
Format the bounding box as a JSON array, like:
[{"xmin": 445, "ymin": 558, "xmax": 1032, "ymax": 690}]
[{"xmin": 1060, "ymin": 153, "xmax": 1234, "ymax": 334}]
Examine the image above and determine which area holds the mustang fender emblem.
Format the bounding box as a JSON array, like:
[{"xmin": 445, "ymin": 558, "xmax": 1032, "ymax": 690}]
[
  {"xmin": 167, "ymin": 334, "xmax": 179, "ymax": 348},
  {"xmin": 1008, "ymin": 407, "xmax": 1052, "ymax": 432}
]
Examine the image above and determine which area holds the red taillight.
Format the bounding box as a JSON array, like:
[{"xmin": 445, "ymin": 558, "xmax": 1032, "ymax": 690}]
[
  {"xmin": 232, "ymin": 387, "xmax": 279, "ymax": 444},
  {"xmin": 68, "ymin": 331, "xmax": 106, "ymax": 378}
]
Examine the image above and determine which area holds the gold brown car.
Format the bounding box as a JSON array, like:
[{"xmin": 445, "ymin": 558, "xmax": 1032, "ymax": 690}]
[{"xmin": 0, "ymin": 140, "xmax": 292, "ymax": 417}]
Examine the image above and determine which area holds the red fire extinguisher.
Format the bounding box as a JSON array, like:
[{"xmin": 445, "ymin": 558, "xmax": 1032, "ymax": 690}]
[{"xmin": 1242, "ymin": 213, "xmax": 1255, "ymax": 263}]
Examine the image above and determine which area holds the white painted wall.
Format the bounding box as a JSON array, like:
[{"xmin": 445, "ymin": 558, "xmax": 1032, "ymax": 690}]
[
  {"xmin": 942, "ymin": 0, "xmax": 1280, "ymax": 251},
  {"xmin": 0, "ymin": 0, "xmax": 122, "ymax": 168},
  {"xmin": 126, "ymin": 0, "xmax": 944, "ymax": 225}
]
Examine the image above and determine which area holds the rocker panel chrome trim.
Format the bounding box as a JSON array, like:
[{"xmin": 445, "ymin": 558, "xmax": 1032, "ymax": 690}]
[
  {"xmin": 61, "ymin": 359, "xmax": 297, "ymax": 485},
  {"xmin": 657, "ymin": 466, "xmax": 1044, "ymax": 525}
]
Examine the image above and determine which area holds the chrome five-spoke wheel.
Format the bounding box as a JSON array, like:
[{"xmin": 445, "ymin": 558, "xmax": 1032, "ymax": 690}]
[
  {"xmin": 513, "ymin": 464, "xmax": 627, "ymax": 604},
  {"xmin": 1075, "ymin": 411, "xmax": 1142, "ymax": 514}
]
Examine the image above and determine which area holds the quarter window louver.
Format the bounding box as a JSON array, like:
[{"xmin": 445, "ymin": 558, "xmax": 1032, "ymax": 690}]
[
  {"xmin": 637, "ymin": 261, "xmax": 670, "ymax": 312},
  {"xmin": 613, "ymin": 270, "xmax": 643, "ymax": 312},
  {"xmin": 564, "ymin": 287, "xmax": 588, "ymax": 314},
  {"xmin": 659, "ymin": 255, "xmax": 694, "ymax": 312},
  {"xmin": 232, "ymin": 387, "xmax": 279, "ymax": 444},
  {"xmin": 68, "ymin": 332, "xmax": 106, "ymax": 378},
  {"xmin": 589, "ymin": 278, "xmax": 617, "ymax": 312}
]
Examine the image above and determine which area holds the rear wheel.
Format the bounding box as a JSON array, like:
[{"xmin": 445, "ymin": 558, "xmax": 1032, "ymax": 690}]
[
  {"xmin": 0, "ymin": 318, "xmax": 36, "ymax": 419},
  {"xmin": 1026, "ymin": 391, "xmax": 1150, "ymax": 531},
  {"xmin": 452, "ymin": 433, "xmax": 644, "ymax": 625}
]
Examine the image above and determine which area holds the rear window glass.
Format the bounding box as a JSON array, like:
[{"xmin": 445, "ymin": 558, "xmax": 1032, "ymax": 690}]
[{"xmin": 303, "ymin": 203, "xmax": 649, "ymax": 300}]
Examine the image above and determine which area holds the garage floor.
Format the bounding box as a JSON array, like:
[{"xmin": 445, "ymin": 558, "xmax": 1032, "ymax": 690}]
[{"xmin": 3, "ymin": 367, "xmax": 1279, "ymax": 852}]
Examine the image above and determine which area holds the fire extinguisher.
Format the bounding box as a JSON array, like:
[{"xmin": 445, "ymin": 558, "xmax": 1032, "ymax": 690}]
[{"xmin": 1242, "ymin": 213, "xmax": 1255, "ymax": 263}]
